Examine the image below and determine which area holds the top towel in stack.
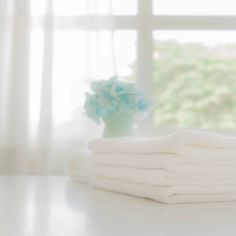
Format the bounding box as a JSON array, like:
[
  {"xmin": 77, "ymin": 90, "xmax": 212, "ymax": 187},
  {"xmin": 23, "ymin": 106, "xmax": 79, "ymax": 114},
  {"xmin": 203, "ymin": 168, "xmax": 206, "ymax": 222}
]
[{"xmin": 88, "ymin": 130, "xmax": 236, "ymax": 204}]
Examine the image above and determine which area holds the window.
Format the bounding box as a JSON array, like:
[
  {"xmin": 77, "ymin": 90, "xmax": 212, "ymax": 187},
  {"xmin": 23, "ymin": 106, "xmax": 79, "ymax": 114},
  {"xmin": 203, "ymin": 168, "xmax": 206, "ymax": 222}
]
[
  {"xmin": 30, "ymin": 0, "xmax": 236, "ymax": 130},
  {"xmin": 30, "ymin": 0, "xmax": 137, "ymax": 125},
  {"xmin": 153, "ymin": 0, "xmax": 236, "ymax": 15},
  {"xmin": 154, "ymin": 31, "xmax": 236, "ymax": 129}
]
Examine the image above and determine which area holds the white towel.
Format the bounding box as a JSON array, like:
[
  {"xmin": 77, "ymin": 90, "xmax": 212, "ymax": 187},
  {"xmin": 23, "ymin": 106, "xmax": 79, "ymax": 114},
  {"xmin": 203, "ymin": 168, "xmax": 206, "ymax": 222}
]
[
  {"xmin": 91, "ymin": 165, "xmax": 236, "ymax": 186},
  {"xmin": 91, "ymin": 176, "xmax": 236, "ymax": 204},
  {"xmin": 89, "ymin": 130, "xmax": 236, "ymax": 156},
  {"xmin": 181, "ymin": 145, "xmax": 236, "ymax": 159},
  {"xmin": 67, "ymin": 151, "xmax": 91, "ymax": 183},
  {"xmin": 91, "ymin": 153, "xmax": 236, "ymax": 175},
  {"xmin": 67, "ymin": 152, "xmax": 236, "ymax": 203}
]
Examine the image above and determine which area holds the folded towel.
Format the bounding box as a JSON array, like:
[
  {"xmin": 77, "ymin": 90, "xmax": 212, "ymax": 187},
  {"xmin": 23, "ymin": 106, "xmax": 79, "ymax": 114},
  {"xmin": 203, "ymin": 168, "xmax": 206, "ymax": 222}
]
[
  {"xmin": 91, "ymin": 176, "xmax": 236, "ymax": 204},
  {"xmin": 67, "ymin": 152, "xmax": 236, "ymax": 203},
  {"xmin": 89, "ymin": 130, "xmax": 236, "ymax": 155},
  {"xmin": 67, "ymin": 151, "xmax": 91, "ymax": 183},
  {"xmin": 70, "ymin": 172, "xmax": 89, "ymax": 183},
  {"xmin": 92, "ymin": 165, "xmax": 236, "ymax": 186},
  {"xmin": 91, "ymin": 153, "xmax": 236, "ymax": 175},
  {"xmin": 181, "ymin": 145, "xmax": 236, "ymax": 159},
  {"xmin": 67, "ymin": 151, "xmax": 236, "ymax": 185}
]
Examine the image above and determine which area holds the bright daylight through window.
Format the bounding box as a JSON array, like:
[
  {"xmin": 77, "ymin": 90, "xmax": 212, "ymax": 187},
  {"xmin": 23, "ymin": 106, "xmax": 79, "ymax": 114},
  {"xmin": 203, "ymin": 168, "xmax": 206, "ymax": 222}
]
[{"xmin": 30, "ymin": 0, "xmax": 236, "ymax": 130}]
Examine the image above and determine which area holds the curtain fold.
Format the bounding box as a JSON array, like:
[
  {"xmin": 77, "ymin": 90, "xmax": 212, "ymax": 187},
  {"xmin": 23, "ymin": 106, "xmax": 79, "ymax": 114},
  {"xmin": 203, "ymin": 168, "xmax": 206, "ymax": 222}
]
[
  {"xmin": 0, "ymin": 0, "xmax": 118, "ymax": 174},
  {"xmin": 34, "ymin": 0, "xmax": 54, "ymax": 174},
  {"xmin": 0, "ymin": 0, "xmax": 31, "ymax": 174},
  {"xmin": 6, "ymin": 0, "xmax": 30, "ymax": 146}
]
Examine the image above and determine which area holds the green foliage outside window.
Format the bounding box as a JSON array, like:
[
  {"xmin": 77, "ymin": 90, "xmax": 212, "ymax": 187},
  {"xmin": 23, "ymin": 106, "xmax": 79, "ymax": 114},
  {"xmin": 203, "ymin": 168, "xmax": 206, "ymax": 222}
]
[{"xmin": 153, "ymin": 40, "xmax": 236, "ymax": 129}]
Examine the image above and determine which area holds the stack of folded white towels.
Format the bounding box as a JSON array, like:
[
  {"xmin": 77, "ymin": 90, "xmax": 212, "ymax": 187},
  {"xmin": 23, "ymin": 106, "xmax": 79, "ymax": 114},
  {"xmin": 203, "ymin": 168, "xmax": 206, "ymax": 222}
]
[{"xmin": 68, "ymin": 130, "xmax": 236, "ymax": 204}]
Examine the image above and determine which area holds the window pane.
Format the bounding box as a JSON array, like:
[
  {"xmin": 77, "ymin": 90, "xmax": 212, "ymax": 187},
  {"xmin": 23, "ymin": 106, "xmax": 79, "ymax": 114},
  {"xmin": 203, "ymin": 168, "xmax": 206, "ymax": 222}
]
[
  {"xmin": 52, "ymin": 30, "xmax": 136, "ymax": 123},
  {"xmin": 153, "ymin": 31, "xmax": 236, "ymax": 129},
  {"xmin": 52, "ymin": 0, "xmax": 137, "ymax": 15},
  {"xmin": 154, "ymin": 0, "xmax": 236, "ymax": 15},
  {"xmin": 31, "ymin": 0, "xmax": 47, "ymax": 16},
  {"xmin": 112, "ymin": 0, "xmax": 137, "ymax": 15},
  {"xmin": 53, "ymin": 0, "xmax": 87, "ymax": 15},
  {"xmin": 30, "ymin": 30, "xmax": 136, "ymax": 124}
]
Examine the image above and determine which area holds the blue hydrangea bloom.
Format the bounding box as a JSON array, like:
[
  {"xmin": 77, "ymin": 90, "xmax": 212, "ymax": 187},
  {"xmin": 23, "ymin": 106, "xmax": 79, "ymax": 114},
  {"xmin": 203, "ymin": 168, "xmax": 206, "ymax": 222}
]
[{"xmin": 84, "ymin": 76, "xmax": 151, "ymax": 123}]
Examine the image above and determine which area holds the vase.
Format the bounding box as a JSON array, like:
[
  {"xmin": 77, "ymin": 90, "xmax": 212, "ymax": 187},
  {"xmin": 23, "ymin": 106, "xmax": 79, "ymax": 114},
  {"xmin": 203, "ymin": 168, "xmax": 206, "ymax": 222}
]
[{"xmin": 103, "ymin": 114, "xmax": 135, "ymax": 138}]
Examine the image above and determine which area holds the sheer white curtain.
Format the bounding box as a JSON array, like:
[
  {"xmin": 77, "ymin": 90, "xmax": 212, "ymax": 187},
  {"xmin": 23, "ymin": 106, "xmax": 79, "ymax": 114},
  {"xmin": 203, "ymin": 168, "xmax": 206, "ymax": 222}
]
[{"xmin": 0, "ymin": 0, "xmax": 118, "ymax": 174}]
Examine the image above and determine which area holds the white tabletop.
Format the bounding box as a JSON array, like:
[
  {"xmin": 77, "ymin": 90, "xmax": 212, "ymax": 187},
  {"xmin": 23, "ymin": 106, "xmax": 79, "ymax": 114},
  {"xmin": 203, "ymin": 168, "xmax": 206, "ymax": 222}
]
[{"xmin": 1, "ymin": 176, "xmax": 236, "ymax": 236}]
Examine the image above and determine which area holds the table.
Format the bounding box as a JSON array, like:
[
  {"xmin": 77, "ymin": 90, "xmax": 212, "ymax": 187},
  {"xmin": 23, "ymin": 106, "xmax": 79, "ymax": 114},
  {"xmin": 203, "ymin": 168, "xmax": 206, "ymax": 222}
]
[{"xmin": 1, "ymin": 176, "xmax": 236, "ymax": 236}]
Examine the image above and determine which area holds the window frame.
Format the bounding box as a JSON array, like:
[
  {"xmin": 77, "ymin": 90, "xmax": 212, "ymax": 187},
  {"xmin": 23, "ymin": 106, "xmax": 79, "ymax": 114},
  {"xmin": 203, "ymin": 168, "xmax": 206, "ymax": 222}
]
[{"xmin": 32, "ymin": 0, "xmax": 236, "ymax": 132}]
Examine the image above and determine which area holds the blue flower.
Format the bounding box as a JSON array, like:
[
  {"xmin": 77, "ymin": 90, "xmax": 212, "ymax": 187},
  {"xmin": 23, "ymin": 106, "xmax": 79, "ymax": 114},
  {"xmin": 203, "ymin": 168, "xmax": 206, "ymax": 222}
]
[{"xmin": 84, "ymin": 77, "xmax": 151, "ymax": 122}]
